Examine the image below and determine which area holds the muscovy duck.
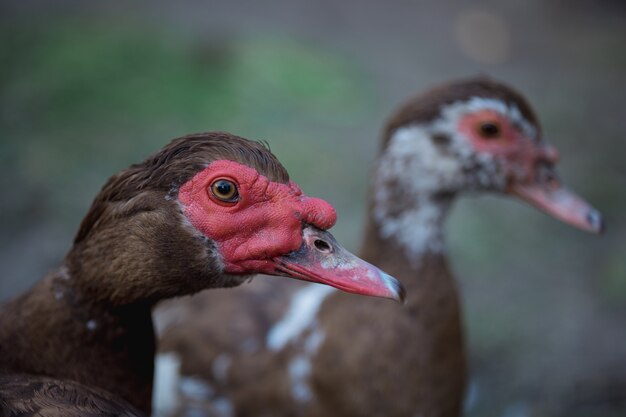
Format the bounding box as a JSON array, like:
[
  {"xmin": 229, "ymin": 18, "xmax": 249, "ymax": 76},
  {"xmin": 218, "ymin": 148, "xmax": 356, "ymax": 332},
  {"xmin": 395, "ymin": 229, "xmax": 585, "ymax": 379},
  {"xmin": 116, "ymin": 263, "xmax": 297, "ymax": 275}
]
[{"xmin": 0, "ymin": 132, "xmax": 404, "ymax": 416}]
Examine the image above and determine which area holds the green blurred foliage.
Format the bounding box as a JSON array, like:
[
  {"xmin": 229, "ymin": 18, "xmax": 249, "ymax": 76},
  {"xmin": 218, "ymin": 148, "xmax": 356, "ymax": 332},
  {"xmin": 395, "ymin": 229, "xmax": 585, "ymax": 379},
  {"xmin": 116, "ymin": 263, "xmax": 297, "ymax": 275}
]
[{"xmin": 1, "ymin": 20, "xmax": 373, "ymax": 239}]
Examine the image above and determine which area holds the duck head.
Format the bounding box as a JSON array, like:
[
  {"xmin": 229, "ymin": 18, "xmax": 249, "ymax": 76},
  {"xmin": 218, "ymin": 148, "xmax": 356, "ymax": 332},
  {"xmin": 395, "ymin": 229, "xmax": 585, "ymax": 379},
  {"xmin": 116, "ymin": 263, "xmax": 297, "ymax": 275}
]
[
  {"xmin": 375, "ymin": 77, "xmax": 602, "ymax": 240},
  {"xmin": 67, "ymin": 132, "xmax": 404, "ymax": 304}
]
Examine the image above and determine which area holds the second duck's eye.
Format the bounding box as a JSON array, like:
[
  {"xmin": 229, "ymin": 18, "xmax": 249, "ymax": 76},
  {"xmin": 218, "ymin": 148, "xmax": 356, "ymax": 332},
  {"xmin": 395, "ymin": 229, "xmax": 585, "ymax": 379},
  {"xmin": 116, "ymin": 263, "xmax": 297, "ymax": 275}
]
[
  {"xmin": 478, "ymin": 121, "xmax": 501, "ymax": 139},
  {"xmin": 210, "ymin": 179, "xmax": 239, "ymax": 203}
]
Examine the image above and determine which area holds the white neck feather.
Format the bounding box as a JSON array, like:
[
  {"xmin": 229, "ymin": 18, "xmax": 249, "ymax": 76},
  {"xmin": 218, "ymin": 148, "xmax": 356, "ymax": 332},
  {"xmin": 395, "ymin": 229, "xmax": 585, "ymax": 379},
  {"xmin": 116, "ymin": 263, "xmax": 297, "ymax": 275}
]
[{"xmin": 373, "ymin": 125, "xmax": 457, "ymax": 263}]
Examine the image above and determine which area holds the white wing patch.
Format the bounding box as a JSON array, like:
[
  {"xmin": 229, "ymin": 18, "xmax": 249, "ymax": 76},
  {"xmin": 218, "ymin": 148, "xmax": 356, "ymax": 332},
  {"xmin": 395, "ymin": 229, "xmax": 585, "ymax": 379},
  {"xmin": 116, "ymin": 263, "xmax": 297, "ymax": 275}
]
[
  {"xmin": 288, "ymin": 326, "xmax": 326, "ymax": 403},
  {"xmin": 266, "ymin": 283, "xmax": 335, "ymax": 404},
  {"xmin": 266, "ymin": 283, "xmax": 335, "ymax": 351},
  {"xmin": 152, "ymin": 352, "xmax": 182, "ymax": 416}
]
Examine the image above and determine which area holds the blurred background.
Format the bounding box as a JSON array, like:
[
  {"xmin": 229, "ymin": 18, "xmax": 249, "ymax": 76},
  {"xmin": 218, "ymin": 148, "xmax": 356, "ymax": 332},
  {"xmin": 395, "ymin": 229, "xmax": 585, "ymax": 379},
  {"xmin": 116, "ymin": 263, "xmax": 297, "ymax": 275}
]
[{"xmin": 1, "ymin": 0, "xmax": 625, "ymax": 416}]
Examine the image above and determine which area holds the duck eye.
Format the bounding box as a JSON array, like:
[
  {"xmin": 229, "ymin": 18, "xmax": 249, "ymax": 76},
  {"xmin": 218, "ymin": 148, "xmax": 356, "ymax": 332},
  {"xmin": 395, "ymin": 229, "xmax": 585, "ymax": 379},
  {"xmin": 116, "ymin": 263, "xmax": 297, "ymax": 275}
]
[
  {"xmin": 479, "ymin": 121, "xmax": 501, "ymax": 139},
  {"xmin": 210, "ymin": 179, "xmax": 239, "ymax": 202}
]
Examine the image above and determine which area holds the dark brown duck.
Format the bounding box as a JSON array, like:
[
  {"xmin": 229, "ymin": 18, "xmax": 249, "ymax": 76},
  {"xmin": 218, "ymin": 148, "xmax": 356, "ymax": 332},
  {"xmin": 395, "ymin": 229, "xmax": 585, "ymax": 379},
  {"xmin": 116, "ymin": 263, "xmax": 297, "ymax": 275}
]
[{"xmin": 0, "ymin": 132, "xmax": 404, "ymax": 416}]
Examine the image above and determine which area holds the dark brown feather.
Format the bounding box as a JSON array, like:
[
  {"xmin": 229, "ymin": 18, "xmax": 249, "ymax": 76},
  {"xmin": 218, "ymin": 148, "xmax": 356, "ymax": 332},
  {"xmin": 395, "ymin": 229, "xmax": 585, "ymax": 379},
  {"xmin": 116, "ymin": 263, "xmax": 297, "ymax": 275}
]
[{"xmin": 0, "ymin": 374, "xmax": 144, "ymax": 417}]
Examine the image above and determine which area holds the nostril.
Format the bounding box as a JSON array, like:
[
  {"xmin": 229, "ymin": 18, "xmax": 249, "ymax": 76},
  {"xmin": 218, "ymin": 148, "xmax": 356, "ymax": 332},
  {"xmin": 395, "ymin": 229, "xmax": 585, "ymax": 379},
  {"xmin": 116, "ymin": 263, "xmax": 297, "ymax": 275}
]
[
  {"xmin": 586, "ymin": 210, "xmax": 605, "ymax": 233},
  {"xmin": 314, "ymin": 239, "xmax": 333, "ymax": 253}
]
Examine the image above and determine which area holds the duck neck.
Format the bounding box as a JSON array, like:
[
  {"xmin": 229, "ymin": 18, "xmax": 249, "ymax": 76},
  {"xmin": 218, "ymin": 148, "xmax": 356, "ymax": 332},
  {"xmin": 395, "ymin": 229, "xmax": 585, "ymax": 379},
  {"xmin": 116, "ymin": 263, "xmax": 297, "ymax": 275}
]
[
  {"xmin": 361, "ymin": 191, "xmax": 456, "ymax": 305},
  {"xmin": 365, "ymin": 191, "xmax": 453, "ymax": 265},
  {"xmin": 0, "ymin": 265, "xmax": 156, "ymax": 414},
  {"xmin": 0, "ymin": 193, "xmax": 229, "ymax": 413}
]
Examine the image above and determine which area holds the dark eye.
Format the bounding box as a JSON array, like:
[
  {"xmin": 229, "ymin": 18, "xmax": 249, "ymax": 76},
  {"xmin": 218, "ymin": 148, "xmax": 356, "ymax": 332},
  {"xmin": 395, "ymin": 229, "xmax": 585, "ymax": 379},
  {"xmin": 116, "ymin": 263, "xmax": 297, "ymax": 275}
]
[
  {"xmin": 538, "ymin": 165, "xmax": 560, "ymax": 189},
  {"xmin": 210, "ymin": 179, "xmax": 239, "ymax": 202},
  {"xmin": 479, "ymin": 121, "xmax": 501, "ymax": 139}
]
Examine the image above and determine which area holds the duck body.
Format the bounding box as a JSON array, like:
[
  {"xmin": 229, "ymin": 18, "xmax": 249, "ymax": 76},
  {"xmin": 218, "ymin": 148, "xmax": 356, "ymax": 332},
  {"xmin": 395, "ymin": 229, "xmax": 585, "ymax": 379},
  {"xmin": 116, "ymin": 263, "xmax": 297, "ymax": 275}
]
[
  {"xmin": 159, "ymin": 78, "xmax": 602, "ymax": 417},
  {"xmin": 310, "ymin": 251, "xmax": 464, "ymax": 417},
  {"xmin": 0, "ymin": 273, "xmax": 156, "ymax": 413},
  {"xmin": 0, "ymin": 132, "xmax": 403, "ymax": 416},
  {"xmin": 188, "ymin": 202, "xmax": 465, "ymax": 417},
  {"xmin": 0, "ymin": 374, "xmax": 143, "ymax": 417},
  {"xmin": 218, "ymin": 255, "xmax": 464, "ymax": 417}
]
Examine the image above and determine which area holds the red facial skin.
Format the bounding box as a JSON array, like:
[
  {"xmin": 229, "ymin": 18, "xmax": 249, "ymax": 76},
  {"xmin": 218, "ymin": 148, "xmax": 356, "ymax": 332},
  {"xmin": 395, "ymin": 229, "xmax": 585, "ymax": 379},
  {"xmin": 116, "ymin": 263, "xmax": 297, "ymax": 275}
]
[
  {"xmin": 178, "ymin": 160, "xmax": 337, "ymax": 274},
  {"xmin": 458, "ymin": 109, "xmax": 558, "ymax": 178},
  {"xmin": 458, "ymin": 109, "xmax": 603, "ymax": 233},
  {"xmin": 178, "ymin": 160, "xmax": 405, "ymax": 302}
]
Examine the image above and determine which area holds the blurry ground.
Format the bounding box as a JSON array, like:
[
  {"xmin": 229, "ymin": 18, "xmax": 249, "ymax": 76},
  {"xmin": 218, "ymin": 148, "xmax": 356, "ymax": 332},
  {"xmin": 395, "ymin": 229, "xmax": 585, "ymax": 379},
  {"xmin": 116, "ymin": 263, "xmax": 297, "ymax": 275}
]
[{"xmin": 1, "ymin": 1, "xmax": 625, "ymax": 416}]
